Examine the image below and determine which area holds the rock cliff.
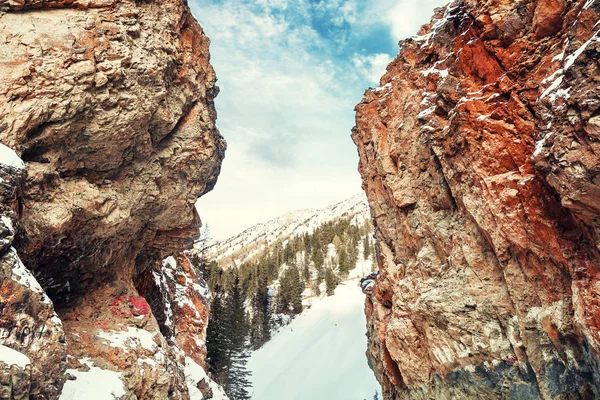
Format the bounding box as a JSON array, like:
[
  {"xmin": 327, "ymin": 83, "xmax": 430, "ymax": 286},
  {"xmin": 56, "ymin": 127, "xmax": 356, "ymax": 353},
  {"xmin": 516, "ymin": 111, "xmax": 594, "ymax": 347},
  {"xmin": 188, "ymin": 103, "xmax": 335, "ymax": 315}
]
[
  {"xmin": 0, "ymin": 0, "xmax": 226, "ymax": 398},
  {"xmin": 354, "ymin": 0, "xmax": 600, "ymax": 398}
]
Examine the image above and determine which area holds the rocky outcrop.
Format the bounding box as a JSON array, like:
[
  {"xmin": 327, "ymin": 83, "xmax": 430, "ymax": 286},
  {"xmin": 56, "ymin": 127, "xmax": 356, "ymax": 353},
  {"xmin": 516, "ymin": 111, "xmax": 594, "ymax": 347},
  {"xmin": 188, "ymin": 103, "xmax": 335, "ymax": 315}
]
[
  {"xmin": 0, "ymin": 0, "xmax": 226, "ymax": 398},
  {"xmin": 137, "ymin": 253, "xmax": 212, "ymax": 370},
  {"xmin": 354, "ymin": 0, "xmax": 600, "ymax": 398},
  {"xmin": 0, "ymin": 146, "xmax": 66, "ymax": 399}
]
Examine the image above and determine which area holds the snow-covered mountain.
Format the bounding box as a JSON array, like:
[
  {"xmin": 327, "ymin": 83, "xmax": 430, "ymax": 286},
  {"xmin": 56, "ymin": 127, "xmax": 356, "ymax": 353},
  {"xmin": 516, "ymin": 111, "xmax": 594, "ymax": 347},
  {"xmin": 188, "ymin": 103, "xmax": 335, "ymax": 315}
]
[{"xmin": 208, "ymin": 193, "xmax": 370, "ymax": 267}]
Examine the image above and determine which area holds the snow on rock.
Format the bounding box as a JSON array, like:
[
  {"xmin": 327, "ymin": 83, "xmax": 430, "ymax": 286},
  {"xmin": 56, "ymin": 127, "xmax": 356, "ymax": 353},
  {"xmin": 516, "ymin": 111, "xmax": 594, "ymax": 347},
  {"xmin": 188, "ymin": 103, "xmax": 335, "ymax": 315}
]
[
  {"xmin": 60, "ymin": 359, "xmax": 126, "ymax": 400},
  {"xmin": 185, "ymin": 357, "xmax": 229, "ymax": 400},
  {"xmin": 0, "ymin": 345, "xmax": 30, "ymax": 369},
  {"xmin": 96, "ymin": 327, "xmax": 158, "ymax": 353},
  {"xmin": 8, "ymin": 248, "xmax": 51, "ymax": 304},
  {"xmin": 0, "ymin": 143, "xmax": 25, "ymax": 170},
  {"xmin": 540, "ymin": 29, "xmax": 600, "ymax": 102}
]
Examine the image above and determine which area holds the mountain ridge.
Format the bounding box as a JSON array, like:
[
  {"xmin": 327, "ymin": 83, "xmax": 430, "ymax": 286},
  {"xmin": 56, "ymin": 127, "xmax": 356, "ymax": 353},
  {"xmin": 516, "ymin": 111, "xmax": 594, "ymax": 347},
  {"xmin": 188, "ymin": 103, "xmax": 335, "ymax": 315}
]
[{"xmin": 208, "ymin": 193, "xmax": 370, "ymax": 266}]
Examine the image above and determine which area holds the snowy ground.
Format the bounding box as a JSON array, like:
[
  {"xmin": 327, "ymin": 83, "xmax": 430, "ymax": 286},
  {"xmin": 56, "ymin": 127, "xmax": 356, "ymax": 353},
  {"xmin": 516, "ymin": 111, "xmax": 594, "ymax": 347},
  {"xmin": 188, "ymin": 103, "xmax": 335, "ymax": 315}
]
[{"xmin": 247, "ymin": 261, "xmax": 381, "ymax": 400}]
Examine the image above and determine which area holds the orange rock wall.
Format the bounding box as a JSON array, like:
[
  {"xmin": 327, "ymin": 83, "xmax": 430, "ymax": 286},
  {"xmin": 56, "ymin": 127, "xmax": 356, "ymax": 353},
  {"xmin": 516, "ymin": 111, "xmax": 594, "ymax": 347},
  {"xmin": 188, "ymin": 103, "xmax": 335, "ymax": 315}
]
[{"xmin": 354, "ymin": 0, "xmax": 600, "ymax": 398}]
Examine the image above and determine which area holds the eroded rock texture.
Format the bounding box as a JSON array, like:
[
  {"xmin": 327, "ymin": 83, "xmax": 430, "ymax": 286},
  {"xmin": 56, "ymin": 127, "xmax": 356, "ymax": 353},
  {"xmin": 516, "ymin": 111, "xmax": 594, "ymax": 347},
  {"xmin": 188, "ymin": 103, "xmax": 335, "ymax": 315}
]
[
  {"xmin": 0, "ymin": 147, "xmax": 66, "ymax": 399},
  {"xmin": 0, "ymin": 0, "xmax": 225, "ymax": 398},
  {"xmin": 354, "ymin": 0, "xmax": 600, "ymax": 398}
]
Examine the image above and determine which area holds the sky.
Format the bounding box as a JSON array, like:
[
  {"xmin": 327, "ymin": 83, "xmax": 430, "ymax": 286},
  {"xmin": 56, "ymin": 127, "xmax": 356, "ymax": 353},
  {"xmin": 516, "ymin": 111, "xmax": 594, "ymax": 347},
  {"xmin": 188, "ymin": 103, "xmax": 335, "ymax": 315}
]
[{"xmin": 191, "ymin": 0, "xmax": 449, "ymax": 240}]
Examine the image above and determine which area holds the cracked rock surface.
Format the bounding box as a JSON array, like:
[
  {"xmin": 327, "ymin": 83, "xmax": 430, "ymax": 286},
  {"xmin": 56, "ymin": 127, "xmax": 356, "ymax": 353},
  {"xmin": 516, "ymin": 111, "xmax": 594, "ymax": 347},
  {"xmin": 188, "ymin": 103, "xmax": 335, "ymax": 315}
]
[
  {"xmin": 0, "ymin": 0, "xmax": 225, "ymax": 398},
  {"xmin": 354, "ymin": 0, "xmax": 600, "ymax": 398}
]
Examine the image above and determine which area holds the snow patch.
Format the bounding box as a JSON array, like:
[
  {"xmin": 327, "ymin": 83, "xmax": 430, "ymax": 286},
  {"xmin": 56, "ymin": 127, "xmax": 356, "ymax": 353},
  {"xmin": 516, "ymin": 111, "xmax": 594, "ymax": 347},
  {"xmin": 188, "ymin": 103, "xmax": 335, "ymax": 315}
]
[
  {"xmin": 248, "ymin": 269, "xmax": 380, "ymax": 400},
  {"xmin": 0, "ymin": 345, "xmax": 30, "ymax": 369},
  {"xmin": 540, "ymin": 30, "xmax": 600, "ymax": 101},
  {"xmin": 0, "ymin": 144, "xmax": 25, "ymax": 170},
  {"xmin": 60, "ymin": 359, "xmax": 126, "ymax": 400},
  {"xmin": 97, "ymin": 327, "xmax": 158, "ymax": 353},
  {"xmin": 533, "ymin": 131, "xmax": 555, "ymax": 158},
  {"xmin": 373, "ymin": 83, "xmax": 392, "ymax": 92},
  {"xmin": 185, "ymin": 357, "xmax": 229, "ymax": 400},
  {"xmin": 417, "ymin": 106, "xmax": 436, "ymax": 120},
  {"xmin": 8, "ymin": 248, "xmax": 52, "ymax": 304},
  {"xmin": 1, "ymin": 215, "xmax": 13, "ymax": 233}
]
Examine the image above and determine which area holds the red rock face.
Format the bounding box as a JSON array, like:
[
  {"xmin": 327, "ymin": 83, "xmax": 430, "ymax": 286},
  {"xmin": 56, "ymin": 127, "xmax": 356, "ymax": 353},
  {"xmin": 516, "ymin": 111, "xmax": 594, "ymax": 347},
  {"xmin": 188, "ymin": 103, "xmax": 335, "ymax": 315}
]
[
  {"xmin": 353, "ymin": 0, "xmax": 600, "ymax": 398},
  {"xmin": 0, "ymin": 0, "xmax": 225, "ymax": 398},
  {"xmin": 137, "ymin": 253, "xmax": 212, "ymax": 369}
]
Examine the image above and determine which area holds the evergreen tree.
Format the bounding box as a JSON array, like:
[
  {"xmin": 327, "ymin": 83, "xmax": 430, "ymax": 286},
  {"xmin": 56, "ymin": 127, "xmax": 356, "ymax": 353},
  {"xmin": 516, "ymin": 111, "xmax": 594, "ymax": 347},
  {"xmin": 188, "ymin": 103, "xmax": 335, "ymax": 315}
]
[
  {"xmin": 312, "ymin": 246, "xmax": 324, "ymax": 270},
  {"xmin": 332, "ymin": 234, "xmax": 342, "ymax": 252},
  {"xmin": 249, "ymin": 275, "xmax": 271, "ymax": 349},
  {"xmin": 338, "ymin": 247, "xmax": 351, "ymax": 276},
  {"xmin": 363, "ymin": 236, "xmax": 371, "ymax": 260},
  {"xmin": 325, "ymin": 268, "xmax": 337, "ymax": 296},
  {"xmin": 373, "ymin": 391, "xmax": 380, "ymax": 400},
  {"xmin": 224, "ymin": 276, "xmax": 253, "ymax": 399},
  {"xmin": 206, "ymin": 275, "xmax": 253, "ymax": 399},
  {"xmin": 206, "ymin": 294, "xmax": 228, "ymax": 382},
  {"xmin": 194, "ymin": 224, "xmax": 212, "ymax": 268},
  {"xmin": 302, "ymin": 261, "xmax": 311, "ymax": 284},
  {"xmin": 277, "ymin": 266, "xmax": 303, "ymax": 314}
]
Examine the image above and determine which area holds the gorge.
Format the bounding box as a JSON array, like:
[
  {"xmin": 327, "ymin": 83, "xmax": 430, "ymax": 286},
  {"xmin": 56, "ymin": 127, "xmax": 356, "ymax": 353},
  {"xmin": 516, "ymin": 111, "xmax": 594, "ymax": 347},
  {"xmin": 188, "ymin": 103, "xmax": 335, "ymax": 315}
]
[{"xmin": 1, "ymin": 0, "xmax": 600, "ymax": 399}]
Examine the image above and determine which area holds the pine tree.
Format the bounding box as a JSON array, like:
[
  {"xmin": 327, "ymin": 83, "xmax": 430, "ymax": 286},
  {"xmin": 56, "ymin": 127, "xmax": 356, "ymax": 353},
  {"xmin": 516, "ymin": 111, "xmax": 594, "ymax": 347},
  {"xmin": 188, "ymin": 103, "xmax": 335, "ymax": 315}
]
[
  {"xmin": 363, "ymin": 235, "xmax": 371, "ymax": 260},
  {"xmin": 312, "ymin": 246, "xmax": 324, "ymax": 270},
  {"xmin": 302, "ymin": 261, "xmax": 311, "ymax": 284},
  {"xmin": 277, "ymin": 266, "xmax": 303, "ymax": 314},
  {"xmin": 249, "ymin": 273, "xmax": 271, "ymax": 349},
  {"xmin": 373, "ymin": 391, "xmax": 380, "ymax": 400},
  {"xmin": 325, "ymin": 268, "xmax": 337, "ymax": 296},
  {"xmin": 206, "ymin": 294, "xmax": 228, "ymax": 382},
  {"xmin": 207, "ymin": 275, "xmax": 253, "ymax": 400},
  {"xmin": 224, "ymin": 276, "xmax": 253, "ymax": 399},
  {"xmin": 338, "ymin": 247, "xmax": 350, "ymax": 276},
  {"xmin": 194, "ymin": 224, "xmax": 212, "ymax": 268}
]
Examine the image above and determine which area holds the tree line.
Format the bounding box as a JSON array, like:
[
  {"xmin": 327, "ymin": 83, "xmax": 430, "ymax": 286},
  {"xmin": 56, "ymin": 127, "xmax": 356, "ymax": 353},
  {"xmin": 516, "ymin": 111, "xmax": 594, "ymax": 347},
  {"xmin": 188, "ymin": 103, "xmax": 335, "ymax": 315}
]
[{"xmin": 192, "ymin": 215, "xmax": 375, "ymax": 400}]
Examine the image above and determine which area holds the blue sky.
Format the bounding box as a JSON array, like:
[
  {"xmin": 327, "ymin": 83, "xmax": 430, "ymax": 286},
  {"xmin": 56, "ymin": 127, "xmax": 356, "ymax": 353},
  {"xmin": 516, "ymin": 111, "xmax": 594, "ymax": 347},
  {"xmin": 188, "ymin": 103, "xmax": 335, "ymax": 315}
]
[{"xmin": 192, "ymin": 0, "xmax": 448, "ymax": 239}]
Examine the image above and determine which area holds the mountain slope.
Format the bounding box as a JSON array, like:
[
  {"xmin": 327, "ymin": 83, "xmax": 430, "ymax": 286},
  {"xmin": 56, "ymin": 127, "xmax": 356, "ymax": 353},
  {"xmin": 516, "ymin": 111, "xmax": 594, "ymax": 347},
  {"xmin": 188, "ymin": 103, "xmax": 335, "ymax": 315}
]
[
  {"xmin": 247, "ymin": 260, "xmax": 380, "ymax": 400},
  {"xmin": 201, "ymin": 193, "xmax": 380, "ymax": 399},
  {"xmin": 209, "ymin": 193, "xmax": 369, "ymax": 266}
]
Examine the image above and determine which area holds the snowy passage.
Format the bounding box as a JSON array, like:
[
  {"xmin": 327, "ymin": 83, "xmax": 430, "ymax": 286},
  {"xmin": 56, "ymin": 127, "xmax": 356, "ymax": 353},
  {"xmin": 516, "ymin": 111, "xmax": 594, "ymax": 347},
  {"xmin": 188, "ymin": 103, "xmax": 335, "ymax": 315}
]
[{"xmin": 247, "ymin": 269, "xmax": 381, "ymax": 400}]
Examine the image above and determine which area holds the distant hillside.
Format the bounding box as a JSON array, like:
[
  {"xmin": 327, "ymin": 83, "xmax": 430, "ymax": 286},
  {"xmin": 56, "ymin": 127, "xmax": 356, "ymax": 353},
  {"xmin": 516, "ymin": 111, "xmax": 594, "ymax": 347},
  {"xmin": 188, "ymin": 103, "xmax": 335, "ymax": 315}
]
[
  {"xmin": 192, "ymin": 194, "xmax": 378, "ymax": 399},
  {"xmin": 207, "ymin": 193, "xmax": 370, "ymax": 267}
]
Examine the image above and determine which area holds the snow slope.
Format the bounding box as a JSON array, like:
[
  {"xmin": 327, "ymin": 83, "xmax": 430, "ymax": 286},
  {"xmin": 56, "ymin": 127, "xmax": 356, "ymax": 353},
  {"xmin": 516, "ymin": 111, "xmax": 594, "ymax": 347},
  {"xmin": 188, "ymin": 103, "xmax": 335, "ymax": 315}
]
[
  {"xmin": 247, "ymin": 261, "xmax": 381, "ymax": 400},
  {"xmin": 208, "ymin": 193, "xmax": 369, "ymax": 266}
]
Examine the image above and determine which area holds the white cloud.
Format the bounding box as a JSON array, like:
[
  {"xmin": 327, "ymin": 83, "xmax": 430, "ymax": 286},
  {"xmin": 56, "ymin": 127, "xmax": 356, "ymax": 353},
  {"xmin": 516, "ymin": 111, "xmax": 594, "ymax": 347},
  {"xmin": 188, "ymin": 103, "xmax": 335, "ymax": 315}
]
[
  {"xmin": 363, "ymin": 0, "xmax": 449, "ymax": 42},
  {"xmin": 352, "ymin": 53, "xmax": 393, "ymax": 85},
  {"xmin": 190, "ymin": 0, "xmax": 449, "ymax": 240},
  {"xmin": 191, "ymin": 0, "xmax": 364, "ymax": 239}
]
